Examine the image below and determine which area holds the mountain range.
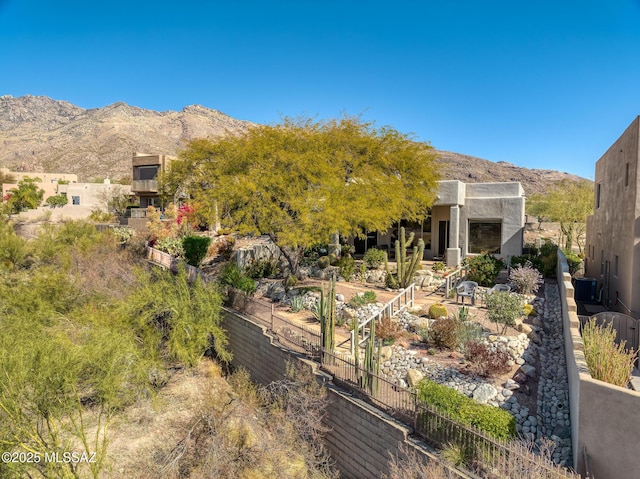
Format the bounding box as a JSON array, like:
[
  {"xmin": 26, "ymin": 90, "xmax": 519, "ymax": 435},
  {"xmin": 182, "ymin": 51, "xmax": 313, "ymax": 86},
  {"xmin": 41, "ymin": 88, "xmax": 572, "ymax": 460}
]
[{"xmin": 0, "ymin": 95, "xmax": 586, "ymax": 195}]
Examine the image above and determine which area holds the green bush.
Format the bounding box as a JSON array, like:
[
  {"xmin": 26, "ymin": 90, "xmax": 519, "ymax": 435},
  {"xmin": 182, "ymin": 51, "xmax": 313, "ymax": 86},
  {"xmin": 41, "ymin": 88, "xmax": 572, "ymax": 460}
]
[
  {"xmin": 485, "ymin": 291, "xmax": 524, "ymax": 334},
  {"xmin": 510, "ymin": 254, "xmax": 544, "ymax": 273},
  {"xmin": 338, "ymin": 256, "xmax": 356, "ymax": 282},
  {"xmin": 563, "ymin": 250, "xmax": 583, "ymax": 276},
  {"xmin": 182, "ymin": 235, "xmax": 212, "ymax": 267},
  {"xmin": 245, "ymin": 258, "xmax": 280, "ymax": 279},
  {"xmin": 540, "ymin": 241, "xmax": 558, "ymax": 278},
  {"xmin": 219, "ymin": 263, "xmax": 256, "ymax": 294},
  {"xmin": 432, "ymin": 261, "xmax": 446, "ymax": 273},
  {"xmin": 417, "ymin": 379, "xmax": 517, "ymax": 440},
  {"xmin": 362, "ymin": 248, "xmax": 386, "ymax": 269},
  {"xmin": 465, "ymin": 254, "xmax": 503, "ymax": 287}
]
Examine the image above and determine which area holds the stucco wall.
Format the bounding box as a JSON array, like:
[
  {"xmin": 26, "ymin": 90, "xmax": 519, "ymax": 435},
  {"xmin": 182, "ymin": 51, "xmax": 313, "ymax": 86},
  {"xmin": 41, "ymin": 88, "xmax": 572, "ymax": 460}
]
[
  {"xmin": 557, "ymin": 250, "xmax": 640, "ymax": 479},
  {"xmin": 585, "ymin": 116, "xmax": 640, "ymax": 316},
  {"xmin": 220, "ymin": 309, "xmax": 462, "ymax": 479}
]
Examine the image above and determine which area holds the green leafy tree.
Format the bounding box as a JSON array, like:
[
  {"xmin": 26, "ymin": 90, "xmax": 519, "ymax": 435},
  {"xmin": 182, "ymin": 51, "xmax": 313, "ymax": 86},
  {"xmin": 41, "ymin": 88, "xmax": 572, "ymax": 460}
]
[
  {"xmin": 165, "ymin": 116, "xmax": 440, "ymax": 275},
  {"xmin": 527, "ymin": 179, "xmax": 593, "ymax": 253},
  {"xmin": 7, "ymin": 177, "xmax": 44, "ymax": 213},
  {"xmin": 45, "ymin": 193, "xmax": 69, "ymax": 208}
]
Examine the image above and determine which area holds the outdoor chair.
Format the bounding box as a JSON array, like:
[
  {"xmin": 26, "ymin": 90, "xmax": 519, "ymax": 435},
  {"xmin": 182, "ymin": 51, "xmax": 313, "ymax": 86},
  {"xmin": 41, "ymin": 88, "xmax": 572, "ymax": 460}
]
[
  {"xmin": 488, "ymin": 283, "xmax": 511, "ymax": 294},
  {"xmin": 456, "ymin": 281, "xmax": 478, "ymax": 305}
]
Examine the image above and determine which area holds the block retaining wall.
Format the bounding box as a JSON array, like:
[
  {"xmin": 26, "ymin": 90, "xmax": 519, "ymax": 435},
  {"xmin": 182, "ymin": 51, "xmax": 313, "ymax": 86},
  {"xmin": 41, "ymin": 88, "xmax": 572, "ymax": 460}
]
[{"xmin": 221, "ymin": 308, "xmax": 468, "ymax": 479}]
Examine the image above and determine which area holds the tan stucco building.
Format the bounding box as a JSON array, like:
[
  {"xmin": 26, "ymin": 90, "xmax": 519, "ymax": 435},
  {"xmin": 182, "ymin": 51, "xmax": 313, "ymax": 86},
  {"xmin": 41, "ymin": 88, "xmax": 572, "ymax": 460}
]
[
  {"xmin": 585, "ymin": 116, "xmax": 640, "ymax": 317},
  {"xmin": 354, "ymin": 180, "xmax": 525, "ymax": 267}
]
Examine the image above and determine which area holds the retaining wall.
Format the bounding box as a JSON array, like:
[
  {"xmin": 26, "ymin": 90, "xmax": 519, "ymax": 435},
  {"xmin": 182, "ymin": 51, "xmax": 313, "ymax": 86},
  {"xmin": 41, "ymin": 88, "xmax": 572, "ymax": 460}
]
[
  {"xmin": 221, "ymin": 308, "xmax": 464, "ymax": 479},
  {"xmin": 557, "ymin": 251, "xmax": 640, "ymax": 479}
]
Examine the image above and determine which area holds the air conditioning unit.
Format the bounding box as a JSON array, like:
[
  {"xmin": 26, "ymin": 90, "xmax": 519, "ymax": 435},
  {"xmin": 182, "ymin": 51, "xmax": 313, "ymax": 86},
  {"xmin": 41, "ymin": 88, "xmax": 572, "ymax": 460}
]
[{"xmin": 575, "ymin": 278, "xmax": 597, "ymax": 302}]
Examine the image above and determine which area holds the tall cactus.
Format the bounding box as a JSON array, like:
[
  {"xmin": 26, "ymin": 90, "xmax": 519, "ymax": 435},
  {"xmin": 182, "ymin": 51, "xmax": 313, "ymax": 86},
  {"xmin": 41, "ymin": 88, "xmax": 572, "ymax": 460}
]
[
  {"xmin": 355, "ymin": 317, "xmax": 380, "ymax": 395},
  {"xmin": 320, "ymin": 277, "xmax": 336, "ymax": 359},
  {"xmin": 386, "ymin": 226, "xmax": 425, "ymax": 289}
]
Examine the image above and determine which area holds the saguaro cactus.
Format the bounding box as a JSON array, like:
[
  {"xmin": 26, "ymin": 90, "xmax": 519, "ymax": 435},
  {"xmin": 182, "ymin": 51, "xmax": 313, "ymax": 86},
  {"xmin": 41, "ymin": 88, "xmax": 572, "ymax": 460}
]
[
  {"xmin": 320, "ymin": 277, "xmax": 336, "ymax": 355},
  {"xmin": 385, "ymin": 226, "xmax": 425, "ymax": 289}
]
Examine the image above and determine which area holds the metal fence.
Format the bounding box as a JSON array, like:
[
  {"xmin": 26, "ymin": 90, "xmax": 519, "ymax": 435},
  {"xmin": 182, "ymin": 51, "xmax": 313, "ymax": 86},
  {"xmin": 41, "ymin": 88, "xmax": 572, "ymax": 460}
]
[{"xmin": 320, "ymin": 349, "xmax": 579, "ymax": 478}]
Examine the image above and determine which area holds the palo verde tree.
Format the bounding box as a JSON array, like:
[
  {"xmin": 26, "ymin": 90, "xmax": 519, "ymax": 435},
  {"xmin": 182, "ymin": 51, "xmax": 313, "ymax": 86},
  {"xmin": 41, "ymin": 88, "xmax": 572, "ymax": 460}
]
[
  {"xmin": 527, "ymin": 179, "xmax": 593, "ymax": 253},
  {"xmin": 165, "ymin": 116, "xmax": 440, "ymax": 275}
]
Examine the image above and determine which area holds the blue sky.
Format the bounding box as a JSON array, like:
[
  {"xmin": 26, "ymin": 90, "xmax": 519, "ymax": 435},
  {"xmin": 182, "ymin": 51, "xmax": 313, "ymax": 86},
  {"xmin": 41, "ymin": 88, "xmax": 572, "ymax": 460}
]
[{"xmin": 2, "ymin": 0, "xmax": 640, "ymax": 179}]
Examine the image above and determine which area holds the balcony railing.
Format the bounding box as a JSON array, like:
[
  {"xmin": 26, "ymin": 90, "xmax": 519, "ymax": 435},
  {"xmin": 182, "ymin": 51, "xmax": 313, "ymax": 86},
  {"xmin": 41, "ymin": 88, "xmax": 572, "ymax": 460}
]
[{"xmin": 132, "ymin": 179, "xmax": 158, "ymax": 193}]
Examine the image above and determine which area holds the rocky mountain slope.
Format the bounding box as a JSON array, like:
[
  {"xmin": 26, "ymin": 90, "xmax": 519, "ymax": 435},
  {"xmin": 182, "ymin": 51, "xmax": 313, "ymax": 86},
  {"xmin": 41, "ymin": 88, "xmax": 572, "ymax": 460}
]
[{"xmin": 0, "ymin": 95, "xmax": 586, "ymax": 194}]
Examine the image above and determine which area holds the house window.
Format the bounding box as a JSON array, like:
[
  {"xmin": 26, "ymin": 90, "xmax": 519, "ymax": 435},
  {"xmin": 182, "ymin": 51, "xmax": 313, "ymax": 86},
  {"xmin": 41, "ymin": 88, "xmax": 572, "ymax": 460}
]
[
  {"xmin": 134, "ymin": 165, "xmax": 160, "ymax": 181},
  {"xmin": 596, "ymin": 183, "xmax": 601, "ymax": 208},
  {"xmin": 72, "ymin": 196, "xmax": 80, "ymax": 205},
  {"xmin": 468, "ymin": 221, "xmax": 502, "ymax": 254}
]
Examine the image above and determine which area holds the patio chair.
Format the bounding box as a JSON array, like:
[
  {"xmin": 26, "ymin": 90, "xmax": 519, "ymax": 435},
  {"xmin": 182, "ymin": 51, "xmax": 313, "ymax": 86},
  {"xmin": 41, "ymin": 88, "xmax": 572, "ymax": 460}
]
[
  {"xmin": 456, "ymin": 281, "xmax": 478, "ymax": 305},
  {"xmin": 488, "ymin": 283, "xmax": 511, "ymax": 294}
]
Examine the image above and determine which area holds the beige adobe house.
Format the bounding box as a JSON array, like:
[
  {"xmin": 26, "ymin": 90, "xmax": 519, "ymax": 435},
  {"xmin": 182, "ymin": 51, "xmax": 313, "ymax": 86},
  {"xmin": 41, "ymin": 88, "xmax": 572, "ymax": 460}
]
[
  {"xmin": 1, "ymin": 168, "xmax": 78, "ymax": 203},
  {"xmin": 353, "ymin": 180, "xmax": 525, "ymax": 267},
  {"xmin": 585, "ymin": 116, "xmax": 640, "ymax": 317}
]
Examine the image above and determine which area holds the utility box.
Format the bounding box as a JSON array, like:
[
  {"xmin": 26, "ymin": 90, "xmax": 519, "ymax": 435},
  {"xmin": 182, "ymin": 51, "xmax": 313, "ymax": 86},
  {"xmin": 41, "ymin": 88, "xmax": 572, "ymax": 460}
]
[{"xmin": 575, "ymin": 278, "xmax": 597, "ymax": 302}]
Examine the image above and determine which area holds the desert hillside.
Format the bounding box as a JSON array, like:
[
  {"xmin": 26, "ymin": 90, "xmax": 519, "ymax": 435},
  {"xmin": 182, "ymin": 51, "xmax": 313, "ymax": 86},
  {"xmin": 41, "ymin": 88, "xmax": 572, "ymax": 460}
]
[{"xmin": 0, "ymin": 95, "xmax": 587, "ymax": 194}]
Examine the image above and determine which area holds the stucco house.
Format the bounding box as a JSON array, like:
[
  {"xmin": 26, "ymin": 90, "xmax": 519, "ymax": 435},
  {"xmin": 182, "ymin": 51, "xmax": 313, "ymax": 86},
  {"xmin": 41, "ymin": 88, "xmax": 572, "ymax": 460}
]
[
  {"xmin": 585, "ymin": 116, "xmax": 640, "ymax": 317},
  {"xmin": 353, "ymin": 180, "xmax": 525, "ymax": 267},
  {"xmin": 131, "ymin": 152, "xmax": 175, "ymax": 209}
]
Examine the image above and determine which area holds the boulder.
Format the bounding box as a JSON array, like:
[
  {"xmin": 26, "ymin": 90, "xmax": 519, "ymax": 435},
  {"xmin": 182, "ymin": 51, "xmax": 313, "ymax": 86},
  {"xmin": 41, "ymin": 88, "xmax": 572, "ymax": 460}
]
[
  {"xmin": 473, "ymin": 384, "xmax": 498, "ymax": 404},
  {"xmin": 406, "ymin": 369, "xmax": 424, "ymax": 388},
  {"xmin": 519, "ymin": 364, "xmax": 536, "ymax": 378}
]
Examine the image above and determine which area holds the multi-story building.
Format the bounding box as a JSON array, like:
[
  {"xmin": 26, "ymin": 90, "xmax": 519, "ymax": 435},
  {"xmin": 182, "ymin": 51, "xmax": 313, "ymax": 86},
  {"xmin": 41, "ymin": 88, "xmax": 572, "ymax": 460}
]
[
  {"xmin": 131, "ymin": 152, "xmax": 175, "ymax": 208},
  {"xmin": 585, "ymin": 116, "xmax": 640, "ymax": 317}
]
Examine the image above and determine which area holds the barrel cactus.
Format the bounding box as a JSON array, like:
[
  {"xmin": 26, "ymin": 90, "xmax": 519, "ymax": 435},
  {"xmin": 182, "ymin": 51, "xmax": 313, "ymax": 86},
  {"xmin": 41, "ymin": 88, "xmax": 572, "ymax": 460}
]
[{"xmin": 428, "ymin": 303, "xmax": 449, "ymax": 319}]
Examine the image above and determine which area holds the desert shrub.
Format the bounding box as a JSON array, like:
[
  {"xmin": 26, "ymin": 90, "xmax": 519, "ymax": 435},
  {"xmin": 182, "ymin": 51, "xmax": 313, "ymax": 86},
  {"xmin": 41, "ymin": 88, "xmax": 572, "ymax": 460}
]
[
  {"xmin": 317, "ymin": 255, "xmax": 330, "ymax": 269},
  {"xmin": 457, "ymin": 322, "xmax": 484, "ymax": 351},
  {"xmin": 363, "ymin": 248, "xmax": 386, "ymax": 269},
  {"xmin": 432, "ymin": 261, "xmax": 446, "ymax": 273},
  {"xmin": 245, "ymin": 258, "xmax": 280, "ymax": 279},
  {"xmin": 464, "ymin": 341, "xmax": 512, "ymax": 377},
  {"xmin": 219, "ymin": 263, "xmax": 256, "ymax": 295},
  {"xmin": 328, "ymin": 253, "xmax": 340, "ymax": 266},
  {"xmin": 465, "ymin": 254, "xmax": 503, "ymax": 287},
  {"xmin": 485, "ymin": 291, "xmax": 524, "ymax": 334},
  {"xmin": 348, "ymin": 291, "xmax": 377, "ymax": 307},
  {"xmin": 182, "ymin": 235, "xmax": 212, "ymax": 267},
  {"xmin": 376, "ymin": 316, "xmax": 406, "ymax": 345},
  {"xmin": 428, "ymin": 303, "xmax": 449, "ymax": 319},
  {"xmin": 430, "ymin": 317, "xmax": 459, "ymax": 349},
  {"xmin": 156, "ymin": 237, "xmax": 185, "ymax": 259},
  {"xmin": 563, "ymin": 250, "xmax": 583, "ymax": 276},
  {"xmin": 539, "ymin": 240, "xmax": 558, "ymax": 278},
  {"xmin": 417, "ymin": 379, "xmax": 517, "ymax": 439},
  {"xmin": 508, "ymin": 261, "xmax": 543, "ymax": 294},
  {"xmin": 385, "ymin": 442, "xmax": 459, "ymax": 479},
  {"xmin": 582, "ymin": 319, "xmax": 638, "ymax": 387},
  {"xmin": 338, "ymin": 256, "xmax": 356, "ymax": 282},
  {"xmin": 284, "ymin": 274, "xmax": 298, "ymax": 290}
]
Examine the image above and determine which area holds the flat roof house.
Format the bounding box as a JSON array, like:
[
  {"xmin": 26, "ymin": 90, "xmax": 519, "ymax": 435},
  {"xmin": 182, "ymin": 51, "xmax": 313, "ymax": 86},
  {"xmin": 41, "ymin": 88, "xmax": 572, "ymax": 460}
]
[
  {"xmin": 131, "ymin": 152, "xmax": 175, "ymax": 209},
  {"xmin": 585, "ymin": 116, "xmax": 640, "ymax": 317},
  {"xmin": 353, "ymin": 180, "xmax": 525, "ymax": 268}
]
